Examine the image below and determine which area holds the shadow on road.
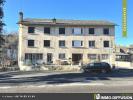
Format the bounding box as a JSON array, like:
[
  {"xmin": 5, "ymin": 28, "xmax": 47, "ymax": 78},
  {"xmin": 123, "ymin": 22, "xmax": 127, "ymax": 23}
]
[{"xmin": 0, "ymin": 69, "xmax": 133, "ymax": 85}]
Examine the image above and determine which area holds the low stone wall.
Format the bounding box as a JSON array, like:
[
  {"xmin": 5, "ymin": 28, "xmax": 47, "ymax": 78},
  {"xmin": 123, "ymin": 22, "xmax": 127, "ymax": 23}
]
[
  {"xmin": 44, "ymin": 65, "xmax": 81, "ymax": 71},
  {"xmin": 19, "ymin": 65, "xmax": 81, "ymax": 71},
  {"xmin": 115, "ymin": 61, "xmax": 133, "ymax": 69}
]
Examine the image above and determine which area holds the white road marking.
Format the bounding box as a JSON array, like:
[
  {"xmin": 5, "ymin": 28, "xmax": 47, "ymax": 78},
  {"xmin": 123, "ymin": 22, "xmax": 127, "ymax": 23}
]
[{"xmin": 0, "ymin": 83, "xmax": 104, "ymax": 89}]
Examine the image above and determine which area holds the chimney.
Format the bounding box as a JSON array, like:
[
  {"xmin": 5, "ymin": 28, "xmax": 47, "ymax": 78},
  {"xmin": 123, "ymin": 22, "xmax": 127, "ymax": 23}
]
[
  {"xmin": 52, "ymin": 18, "xmax": 56, "ymax": 23},
  {"xmin": 19, "ymin": 12, "xmax": 23, "ymax": 22}
]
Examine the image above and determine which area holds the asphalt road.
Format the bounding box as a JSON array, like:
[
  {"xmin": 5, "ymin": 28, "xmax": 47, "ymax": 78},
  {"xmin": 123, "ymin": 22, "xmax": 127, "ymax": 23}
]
[{"xmin": 0, "ymin": 69, "xmax": 133, "ymax": 93}]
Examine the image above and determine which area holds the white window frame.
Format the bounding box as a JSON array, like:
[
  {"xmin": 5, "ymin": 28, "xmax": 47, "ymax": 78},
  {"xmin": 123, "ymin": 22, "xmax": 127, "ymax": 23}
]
[
  {"xmin": 72, "ymin": 28, "xmax": 82, "ymax": 35},
  {"xmin": 59, "ymin": 53, "xmax": 66, "ymax": 59},
  {"xmin": 72, "ymin": 40, "xmax": 83, "ymax": 47},
  {"xmin": 89, "ymin": 41, "xmax": 95, "ymax": 48},
  {"xmin": 59, "ymin": 40, "xmax": 65, "ymax": 47},
  {"xmin": 102, "ymin": 54, "xmax": 109, "ymax": 60}
]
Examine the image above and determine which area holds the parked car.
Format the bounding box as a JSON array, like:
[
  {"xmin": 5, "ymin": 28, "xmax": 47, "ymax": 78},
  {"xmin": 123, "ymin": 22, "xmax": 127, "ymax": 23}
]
[{"xmin": 82, "ymin": 62, "xmax": 112, "ymax": 73}]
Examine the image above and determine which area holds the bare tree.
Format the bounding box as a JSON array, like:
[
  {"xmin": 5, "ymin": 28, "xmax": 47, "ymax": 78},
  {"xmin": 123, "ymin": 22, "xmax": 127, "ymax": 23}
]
[{"xmin": 0, "ymin": 0, "xmax": 5, "ymax": 69}]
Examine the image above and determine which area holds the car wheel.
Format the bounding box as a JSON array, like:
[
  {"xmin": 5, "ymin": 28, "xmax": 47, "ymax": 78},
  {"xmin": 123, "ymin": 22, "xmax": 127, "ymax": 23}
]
[
  {"xmin": 107, "ymin": 69, "xmax": 111, "ymax": 73},
  {"xmin": 101, "ymin": 69, "xmax": 107, "ymax": 73}
]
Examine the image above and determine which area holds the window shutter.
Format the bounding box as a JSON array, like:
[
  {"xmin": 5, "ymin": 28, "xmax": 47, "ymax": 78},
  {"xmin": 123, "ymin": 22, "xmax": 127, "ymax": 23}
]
[
  {"xmin": 72, "ymin": 41, "xmax": 74, "ymax": 46},
  {"xmin": 81, "ymin": 41, "xmax": 83, "ymax": 46},
  {"xmin": 72, "ymin": 28, "xmax": 74, "ymax": 34}
]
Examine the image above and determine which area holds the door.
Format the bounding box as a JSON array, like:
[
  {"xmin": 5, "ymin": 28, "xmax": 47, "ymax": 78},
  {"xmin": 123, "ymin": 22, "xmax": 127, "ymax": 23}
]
[
  {"xmin": 72, "ymin": 54, "xmax": 83, "ymax": 64},
  {"xmin": 47, "ymin": 53, "xmax": 52, "ymax": 63}
]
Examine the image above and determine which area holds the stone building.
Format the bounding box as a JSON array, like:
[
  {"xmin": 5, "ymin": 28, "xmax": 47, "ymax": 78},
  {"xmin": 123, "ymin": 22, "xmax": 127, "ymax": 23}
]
[{"xmin": 18, "ymin": 12, "xmax": 116, "ymax": 70}]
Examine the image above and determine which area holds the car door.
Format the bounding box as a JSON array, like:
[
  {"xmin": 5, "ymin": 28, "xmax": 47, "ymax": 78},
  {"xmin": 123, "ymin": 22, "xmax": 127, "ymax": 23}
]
[{"xmin": 94, "ymin": 63, "xmax": 102, "ymax": 70}]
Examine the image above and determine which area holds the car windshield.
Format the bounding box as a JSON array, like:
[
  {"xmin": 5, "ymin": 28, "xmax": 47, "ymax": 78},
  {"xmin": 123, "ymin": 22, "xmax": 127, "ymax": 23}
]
[
  {"xmin": 87, "ymin": 63, "xmax": 102, "ymax": 67},
  {"xmin": 94, "ymin": 63, "xmax": 101, "ymax": 67},
  {"xmin": 89, "ymin": 63, "xmax": 94, "ymax": 67},
  {"xmin": 101, "ymin": 62, "xmax": 110, "ymax": 66}
]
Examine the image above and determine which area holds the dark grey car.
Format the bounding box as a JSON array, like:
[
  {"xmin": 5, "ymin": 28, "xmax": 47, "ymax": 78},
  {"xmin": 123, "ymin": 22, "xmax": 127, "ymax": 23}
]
[{"xmin": 82, "ymin": 62, "xmax": 112, "ymax": 73}]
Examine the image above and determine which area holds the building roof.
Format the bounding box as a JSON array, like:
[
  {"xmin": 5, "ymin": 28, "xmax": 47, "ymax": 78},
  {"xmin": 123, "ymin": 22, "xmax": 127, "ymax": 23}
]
[{"xmin": 18, "ymin": 18, "xmax": 116, "ymax": 26}]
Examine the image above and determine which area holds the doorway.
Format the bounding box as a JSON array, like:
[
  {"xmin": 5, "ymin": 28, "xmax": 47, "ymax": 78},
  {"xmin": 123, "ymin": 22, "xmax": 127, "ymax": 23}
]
[
  {"xmin": 72, "ymin": 54, "xmax": 83, "ymax": 64},
  {"xmin": 47, "ymin": 53, "xmax": 53, "ymax": 63}
]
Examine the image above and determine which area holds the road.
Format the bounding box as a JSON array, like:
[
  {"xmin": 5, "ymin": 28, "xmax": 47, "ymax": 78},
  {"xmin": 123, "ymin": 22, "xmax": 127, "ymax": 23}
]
[{"xmin": 0, "ymin": 69, "xmax": 133, "ymax": 93}]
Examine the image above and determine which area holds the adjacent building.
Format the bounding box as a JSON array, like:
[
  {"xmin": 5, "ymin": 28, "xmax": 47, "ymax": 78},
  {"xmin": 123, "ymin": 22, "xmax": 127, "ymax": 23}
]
[{"xmin": 18, "ymin": 12, "xmax": 116, "ymax": 70}]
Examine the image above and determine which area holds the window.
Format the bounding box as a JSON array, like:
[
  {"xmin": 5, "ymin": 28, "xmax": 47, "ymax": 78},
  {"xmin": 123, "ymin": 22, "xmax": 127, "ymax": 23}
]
[
  {"xmin": 89, "ymin": 41, "xmax": 95, "ymax": 48},
  {"xmin": 88, "ymin": 54, "xmax": 97, "ymax": 60},
  {"xmin": 59, "ymin": 53, "xmax": 65, "ymax": 59},
  {"xmin": 116, "ymin": 55, "xmax": 131, "ymax": 62},
  {"xmin": 103, "ymin": 28, "xmax": 109, "ymax": 35},
  {"xmin": 25, "ymin": 53, "xmax": 43, "ymax": 62},
  {"xmin": 47, "ymin": 53, "xmax": 53, "ymax": 63},
  {"xmin": 89, "ymin": 28, "xmax": 95, "ymax": 34},
  {"xmin": 72, "ymin": 28, "xmax": 82, "ymax": 35},
  {"xmin": 104, "ymin": 41, "xmax": 109, "ymax": 47},
  {"xmin": 102, "ymin": 54, "xmax": 109, "ymax": 60},
  {"xmin": 44, "ymin": 27, "xmax": 50, "ymax": 34},
  {"xmin": 72, "ymin": 40, "xmax": 83, "ymax": 47},
  {"xmin": 28, "ymin": 27, "xmax": 35, "ymax": 33},
  {"xmin": 59, "ymin": 40, "xmax": 65, "ymax": 47},
  {"xmin": 59, "ymin": 28, "xmax": 65, "ymax": 34},
  {"xmin": 28, "ymin": 40, "xmax": 34, "ymax": 47},
  {"xmin": 44, "ymin": 40, "xmax": 50, "ymax": 47}
]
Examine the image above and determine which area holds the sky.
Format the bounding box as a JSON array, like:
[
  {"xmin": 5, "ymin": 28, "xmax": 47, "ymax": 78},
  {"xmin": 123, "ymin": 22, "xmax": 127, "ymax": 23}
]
[{"xmin": 3, "ymin": 0, "xmax": 133, "ymax": 46}]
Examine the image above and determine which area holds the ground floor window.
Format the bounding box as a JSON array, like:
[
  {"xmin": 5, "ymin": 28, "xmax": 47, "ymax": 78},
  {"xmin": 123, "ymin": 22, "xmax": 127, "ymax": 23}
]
[
  {"xmin": 59, "ymin": 53, "xmax": 65, "ymax": 59},
  {"xmin": 88, "ymin": 54, "xmax": 97, "ymax": 60},
  {"xmin": 47, "ymin": 53, "xmax": 53, "ymax": 63},
  {"xmin": 25, "ymin": 53, "xmax": 43, "ymax": 64},
  {"xmin": 116, "ymin": 55, "xmax": 131, "ymax": 62},
  {"xmin": 72, "ymin": 54, "xmax": 83, "ymax": 64},
  {"xmin": 102, "ymin": 54, "xmax": 109, "ymax": 60}
]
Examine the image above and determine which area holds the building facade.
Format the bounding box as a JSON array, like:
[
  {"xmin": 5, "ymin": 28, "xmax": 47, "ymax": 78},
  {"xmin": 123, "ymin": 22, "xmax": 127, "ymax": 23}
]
[{"xmin": 18, "ymin": 12, "xmax": 116, "ymax": 70}]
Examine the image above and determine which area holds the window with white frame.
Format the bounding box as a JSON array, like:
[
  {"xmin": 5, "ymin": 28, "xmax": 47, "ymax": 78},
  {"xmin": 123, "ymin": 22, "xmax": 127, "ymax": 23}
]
[
  {"xmin": 102, "ymin": 54, "xmax": 109, "ymax": 60},
  {"xmin": 44, "ymin": 27, "xmax": 50, "ymax": 34},
  {"xmin": 59, "ymin": 40, "xmax": 65, "ymax": 47},
  {"xmin": 72, "ymin": 40, "xmax": 83, "ymax": 47},
  {"xmin": 28, "ymin": 40, "xmax": 35, "ymax": 47},
  {"xmin": 44, "ymin": 40, "xmax": 50, "ymax": 47},
  {"xmin": 72, "ymin": 28, "xmax": 83, "ymax": 35},
  {"xmin": 25, "ymin": 53, "xmax": 43, "ymax": 61},
  {"xmin": 28, "ymin": 27, "xmax": 35, "ymax": 33},
  {"xmin": 104, "ymin": 41, "xmax": 110, "ymax": 48},
  {"xmin": 88, "ymin": 54, "xmax": 97, "ymax": 60},
  {"xmin": 103, "ymin": 28, "xmax": 109, "ymax": 35},
  {"xmin": 59, "ymin": 53, "xmax": 65, "ymax": 59},
  {"xmin": 59, "ymin": 28, "xmax": 65, "ymax": 34},
  {"xmin": 89, "ymin": 41, "xmax": 95, "ymax": 48},
  {"xmin": 89, "ymin": 28, "xmax": 95, "ymax": 34}
]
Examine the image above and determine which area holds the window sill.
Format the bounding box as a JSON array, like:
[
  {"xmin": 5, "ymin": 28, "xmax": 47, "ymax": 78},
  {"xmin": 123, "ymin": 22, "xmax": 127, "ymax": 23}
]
[
  {"xmin": 44, "ymin": 47, "xmax": 52, "ymax": 48},
  {"xmin": 28, "ymin": 33, "xmax": 38, "ymax": 35},
  {"xmin": 103, "ymin": 34, "xmax": 110, "ymax": 35},
  {"xmin": 72, "ymin": 34, "xmax": 83, "ymax": 35},
  {"xmin": 104, "ymin": 47, "xmax": 112, "ymax": 49},
  {"xmin": 72, "ymin": 47, "xmax": 84, "ymax": 48},
  {"xmin": 89, "ymin": 47, "xmax": 97, "ymax": 49},
  {"xmin": 28, "ymin": 46, "xmax": 37, "ymax": 48},
  {"xmin": 59, "ymin": 46, "xmax": 67, "ymax": 48},
  {"xmin": 88, "ymin": 34, "xmax": 96, "ymax": 35},
  {"xmin": 59, "ymin": 34, "xmax": 66, "ymax": 35},
  {"xmin": 44, "ymin": 33, "xmax": 51, "ymax": 35}
]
